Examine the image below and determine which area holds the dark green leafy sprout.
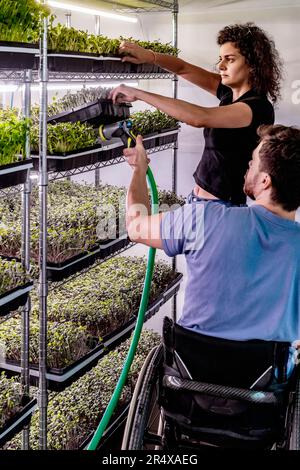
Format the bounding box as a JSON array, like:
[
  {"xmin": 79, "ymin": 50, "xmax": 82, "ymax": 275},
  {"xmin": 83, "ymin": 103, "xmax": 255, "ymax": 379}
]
[
  {"xmin": 0, "ymin": 256, "xmax": 177, "ymax": 366},
  {"xmin": 0, "ymin": 371, "xmax": 22, "ymax": 428},
  {"xmin": 48, "ymin": 24, "xmax": 179, "ymax": 56},
  {"xmin": 0, "ymin": 181, "xmax": 184, "ymax": 264},
  {"xmin": 29, "ymin": 255, "xmax": 179, "ymax": 337},
  {"xmin": 0, "ymin": 318, "xmax": 92, "ymax": 369},
  {"xmin": 0, "ymin": 109, "xmax": 30, "ymax": 166},
  {"xmin": 0, "ymin": 0, "xmax": 50, "ymax": 44},
  {"xmin": 30, "ymin": 122, "xmax": 97, "ymax": 154},
  {"xmin": 30, "ymin": 108, "xmax": 178, "ymax": 155},
  {"xmin": 31, "ymin": 86, "xmax": 117, "ymax": 122},
  {"xmin": 0, "ymin": 258, "xmax": 31, "ymax": 296},
  {"xmin": 131, "ymin": 109, "xmax": 179, "ymax": 135},
  {"xmin": 5, "ymin": 330, "xmax": 160, "ymax": 450},
  {"xmin": 120, "ymin": 36, "xmax": 179, "ymax": 56}
]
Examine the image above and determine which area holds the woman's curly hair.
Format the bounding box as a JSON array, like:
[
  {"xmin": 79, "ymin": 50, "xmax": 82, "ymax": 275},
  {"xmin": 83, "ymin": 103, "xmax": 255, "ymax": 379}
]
[{"xmin": 217, "ymin": 23, "xmax": 283, "ymax": 103}]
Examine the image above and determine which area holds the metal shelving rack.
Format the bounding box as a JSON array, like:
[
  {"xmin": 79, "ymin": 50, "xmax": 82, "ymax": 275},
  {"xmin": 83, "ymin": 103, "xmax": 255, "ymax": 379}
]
[
  {"xmin": 0, "ymin": 68, "xmax": 33, "ymax": 449},
  {"xmin": 36, "ymin": 0, "xmax": 179, "ymax": 449}
]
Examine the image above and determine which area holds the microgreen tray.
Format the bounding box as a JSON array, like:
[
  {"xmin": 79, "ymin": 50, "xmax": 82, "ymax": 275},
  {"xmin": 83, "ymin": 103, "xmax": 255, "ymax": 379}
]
[
  {"xmin": 30, "ymin": 130, "xmax": 162, "ymax": 173},
  {"xmin": 0, "ymin": 282, "xmax": 33, "ymax": 317},
  {"xmin": 0, "ymin": 159, "xmax": 33, "ymax": 190},
  {"xmin": 130, "ymin": 62, "xmax": 163, "ymax": 74},
  {"xmin": 47, "ymin": 52, "xmax": 131, "ymax": 74},
  {"xmin": 46, "ymin": 234, "xmax": 130, "ymax": 282},
  {"xmin": 47, "ymin": 100, "xmax": 131, "ymax": 127},
  {"xmin": 46, "ymin": 51, "xmax": 167, "ymax": 75},
  {"xmin": 0, "ymin": 273, "xmax": 183, "ymax": 391},
  {"xmin": 0, "ymin": 42, "xmax": 39, "ymax": 70},
  {"xmin": 156, "ymin": 127, "xmax": 180, "ymax": 146},
  {"xmin": 31, "ymin": 144, "xmax": 110, "ymax": 172},
  {"xmin": 0, "ymin": 398, "xmax": 37, "ymax": 447},
  {"xmin": 80, "ymin": 402, "xmax": 130, "ymax": 450}
]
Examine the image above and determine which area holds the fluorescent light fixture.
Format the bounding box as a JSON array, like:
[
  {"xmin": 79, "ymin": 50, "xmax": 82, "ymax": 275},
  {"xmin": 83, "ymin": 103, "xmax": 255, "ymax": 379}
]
[
  {"xmin": 0, "ymin": 82, "xmax": 138, "ymax": 92},
  {"xmin": 44, "ymin": 1, "xmax": 137, "ymax": 23},
  {"xmin": 42, "ymin": 81, "xmax": 139, "ymax": 91},
  {"xmin": 0, "ymin": 85, "xmax": 19, "ymax": 93}
]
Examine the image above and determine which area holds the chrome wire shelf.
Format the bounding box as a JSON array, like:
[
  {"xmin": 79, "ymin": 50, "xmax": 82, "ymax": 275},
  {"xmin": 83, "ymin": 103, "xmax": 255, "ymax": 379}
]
[
  {"xmin": 0, "ymin": 69, "xmax": 174, "ymax": 83},
  {"xmin": 46, "ymin": 71, "xmax": 174, "ymax": 81},
  {"xmin": 147, "ymin": 142, "xmax": 176, "ymax": 154},
  {"xmin": 0, "ymin": 70, "xmax": 25, "ymax": 83},
  {"xmin": 0, "ymin": 185, "xmax": 23, "ymax": 198}
]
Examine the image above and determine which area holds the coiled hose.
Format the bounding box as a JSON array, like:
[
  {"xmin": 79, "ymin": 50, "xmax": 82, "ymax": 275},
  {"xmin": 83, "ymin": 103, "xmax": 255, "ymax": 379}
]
[{"xmin": 87, "ymin": 166, "xmax": 158, "ymax": 450}]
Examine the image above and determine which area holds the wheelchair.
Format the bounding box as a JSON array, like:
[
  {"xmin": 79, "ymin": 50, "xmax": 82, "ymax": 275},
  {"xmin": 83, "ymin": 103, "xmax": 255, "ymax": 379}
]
[{"xmin": 122, "ymin": 317, "xmax": 300, "ymax": 450}]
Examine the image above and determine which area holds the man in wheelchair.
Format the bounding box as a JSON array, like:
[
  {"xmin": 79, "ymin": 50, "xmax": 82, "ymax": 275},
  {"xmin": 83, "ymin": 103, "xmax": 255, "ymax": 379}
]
[{"xmin": 123, "ymin": 124, "xmax": 300, "ymax": 449}]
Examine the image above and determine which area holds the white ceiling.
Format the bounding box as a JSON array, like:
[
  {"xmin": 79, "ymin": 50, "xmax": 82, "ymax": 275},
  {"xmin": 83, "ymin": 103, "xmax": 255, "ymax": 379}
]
[
  {"xmin": 178, "ymin": 0, "xmax": 300, "ymax": 12},
  {"xmin": 49, "ymin": 0, "xmax": 300, "ymax": 13}
]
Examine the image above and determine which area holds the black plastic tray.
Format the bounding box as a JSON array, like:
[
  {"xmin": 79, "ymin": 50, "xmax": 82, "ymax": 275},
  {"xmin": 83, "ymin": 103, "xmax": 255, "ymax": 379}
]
[
  {"xmin": 46, "ymin": 51, "xmax": 168, "ymax": 75},
  {"xmin": 0, "ymin": 159, "xmax": 33, "ymax": 190},
  {"xmin": 0, "ymin": 398, "xmax": 37, "ymax": 447},
  {"xmin": 0, "ymin": 282, "xmax": 33, "ymax": 317},
  {"xmin": 0, "ymin": 273, "xmax": 183, "ymax": 391},
  {"xmin": 156, "ymin": 127, "xmax": 179, "ymax": 146},
  {"xmin": 48, "ymin": 51, "xmax": 102, "ymax": 73},
  {"xmin": 130, "ymin": 62, "xmax": 164, "ymax": 74},
  {"xmin": 31, "ymin": 144, "xmax": 111, "ymax": 172},
  {"xmin": 142, "ymin": 132, "xmax": 158, "ymax": 150},
  {"xmin": 80, "ymin": 402, "xmax": 130, "ymax": 450},
  {"xmin": 30, "ymin": 129, "xmax": 162, "ymax": 173},
  {"xmin": 109, "ymin": 131, "xmax": 158, "ymax": 160},
  {"xmin": 47, "ymin": 51, "xmax": 131, "ymax": 74},
  {"xmin": 0, "ymin": 41, "xmax": 38, "ymax": 70},
  {"xmin": 47, "ymin": 100, "xmax": 131, "ymax": 127},
  {"xmin": 46, "ymin": 234, "xmax": 130, "ymax": 282}
]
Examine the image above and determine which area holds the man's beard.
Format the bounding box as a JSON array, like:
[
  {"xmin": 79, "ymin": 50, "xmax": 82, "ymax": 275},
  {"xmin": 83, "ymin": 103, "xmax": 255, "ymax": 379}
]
[{"xmin": 243, "ymin": 172, "xmax": 256, "ymax": 200}]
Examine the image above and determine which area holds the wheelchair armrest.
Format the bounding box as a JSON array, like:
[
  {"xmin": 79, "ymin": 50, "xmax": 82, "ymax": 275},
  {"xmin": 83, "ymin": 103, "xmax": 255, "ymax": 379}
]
[{"xmin": 163, "ymin": 375, "xmax": 283, "ymax": 406}]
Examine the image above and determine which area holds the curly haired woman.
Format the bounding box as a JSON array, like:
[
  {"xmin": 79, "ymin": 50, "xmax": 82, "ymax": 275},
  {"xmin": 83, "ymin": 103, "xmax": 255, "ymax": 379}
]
[{"xmin": 110, "ymin": 23, "xmax": 283, "ymax": 205}]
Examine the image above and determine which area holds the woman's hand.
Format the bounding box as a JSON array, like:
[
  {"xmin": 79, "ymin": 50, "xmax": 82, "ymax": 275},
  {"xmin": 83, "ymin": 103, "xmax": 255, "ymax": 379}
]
[
  {"xmin": 119, "ymin": 41, "xmax": 155, "ymax": 64},
  {"xmin": 109, "ymin": 84, "xmax": 141, "ymax": 104},
  {"xmin": 123, "ymin": 135, "xmax": 150, "ymax": 173}
]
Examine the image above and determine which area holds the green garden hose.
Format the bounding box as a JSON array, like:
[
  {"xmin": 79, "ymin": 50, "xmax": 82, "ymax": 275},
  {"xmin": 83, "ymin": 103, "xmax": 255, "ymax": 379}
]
[{"xmin": 87, "ymin": 166, "xmax": 159, "ymax": 450}]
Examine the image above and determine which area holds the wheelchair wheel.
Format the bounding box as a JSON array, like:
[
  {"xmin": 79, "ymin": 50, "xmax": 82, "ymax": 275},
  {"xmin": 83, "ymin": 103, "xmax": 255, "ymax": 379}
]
[
  {"xmin": 289, "ymin": 367, "xmax": 300, "ymax": 450},
  {"xmin": 122, "ymin": 344, "xmax": 164, "ymax": 450}
]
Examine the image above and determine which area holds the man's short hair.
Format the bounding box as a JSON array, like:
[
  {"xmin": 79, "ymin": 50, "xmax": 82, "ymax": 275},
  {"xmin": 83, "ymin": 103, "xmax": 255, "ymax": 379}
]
[{"xmin": 257, "ymin": 124, "xmax": 300, "ymax": 211}]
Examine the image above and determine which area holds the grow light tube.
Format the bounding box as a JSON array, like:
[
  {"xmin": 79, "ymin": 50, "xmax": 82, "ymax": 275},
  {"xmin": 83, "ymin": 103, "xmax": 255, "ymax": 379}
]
[
  {"xmin": 39, "ymin": 1, "xmax": 137, "ymax": 23},
  {"xmin": 0, "ymin": 82, "xmax": 138, "ymax": 92},
  {"xmin": 35, "ymin": 82, "xmax": 139, "ymax": 91},
  {"xmin": 0, "ymin": 85, "xmax": 19, "ymax": 93}
]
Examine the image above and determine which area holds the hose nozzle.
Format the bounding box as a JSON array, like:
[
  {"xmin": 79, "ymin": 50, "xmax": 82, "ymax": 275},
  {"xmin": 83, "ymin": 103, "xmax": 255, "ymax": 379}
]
[{"xmin": 99, "ymin": 120, "xmax": 135, "ymax": 147}]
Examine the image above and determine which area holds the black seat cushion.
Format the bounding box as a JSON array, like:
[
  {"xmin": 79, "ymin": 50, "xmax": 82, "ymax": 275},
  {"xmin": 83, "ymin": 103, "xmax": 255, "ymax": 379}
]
[
  {"xmin": 161, "ymin": 318, "xmax": 291, "ymax": 448},
  {"xmin": 163, "ymin": 319, "xmax": 289, "ymax": 388}
]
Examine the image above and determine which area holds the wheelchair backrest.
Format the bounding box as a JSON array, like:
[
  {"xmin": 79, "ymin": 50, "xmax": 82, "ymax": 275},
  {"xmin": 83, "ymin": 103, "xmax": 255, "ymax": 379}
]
[{"xmin": 163, "ymin": 317, "xmax": 290, "ymax": 390}]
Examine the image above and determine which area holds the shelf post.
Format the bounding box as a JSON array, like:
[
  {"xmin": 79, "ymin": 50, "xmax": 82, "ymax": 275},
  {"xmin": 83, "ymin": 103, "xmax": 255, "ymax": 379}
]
[
  {"xmin": 21, "ymin": 68, "xmax": 32, "ymax": 451},
  {"xmin": 172, "ymin": 0, "xmax": 179, "ymax": 323},
  {"xmin": 65, "ymin": 12, "xmax": 72, "ymax": 28},
  {"xmin": 95, "ymin": 15, "xmax": 101, "ymax": 35},
  {"xmin": 38, "ymin": 4, "xmax": 49, "ymax": 450},
  {"xmin": 95, "ymin": 15, "xmax": 101, "ymax": 187}
]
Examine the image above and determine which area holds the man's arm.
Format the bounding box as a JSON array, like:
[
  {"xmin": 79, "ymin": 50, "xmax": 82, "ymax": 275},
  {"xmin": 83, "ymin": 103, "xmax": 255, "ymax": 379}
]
[
  {"xmin": 119, "ymin": 41, "xmax": 221, "ymax": 96},
  {"xmin": 124, "ymin": 136, "xmax": 163, "ymax": 249},
  {"xmin": 110, "ymin": 85, "xmax": 253, "ymax": 129}
]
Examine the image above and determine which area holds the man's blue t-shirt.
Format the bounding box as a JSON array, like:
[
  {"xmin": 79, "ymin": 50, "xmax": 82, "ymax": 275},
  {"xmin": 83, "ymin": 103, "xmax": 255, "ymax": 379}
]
[{"xmin": 161, "ymin": 201, "xmax": 300, "ymax": 343}]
